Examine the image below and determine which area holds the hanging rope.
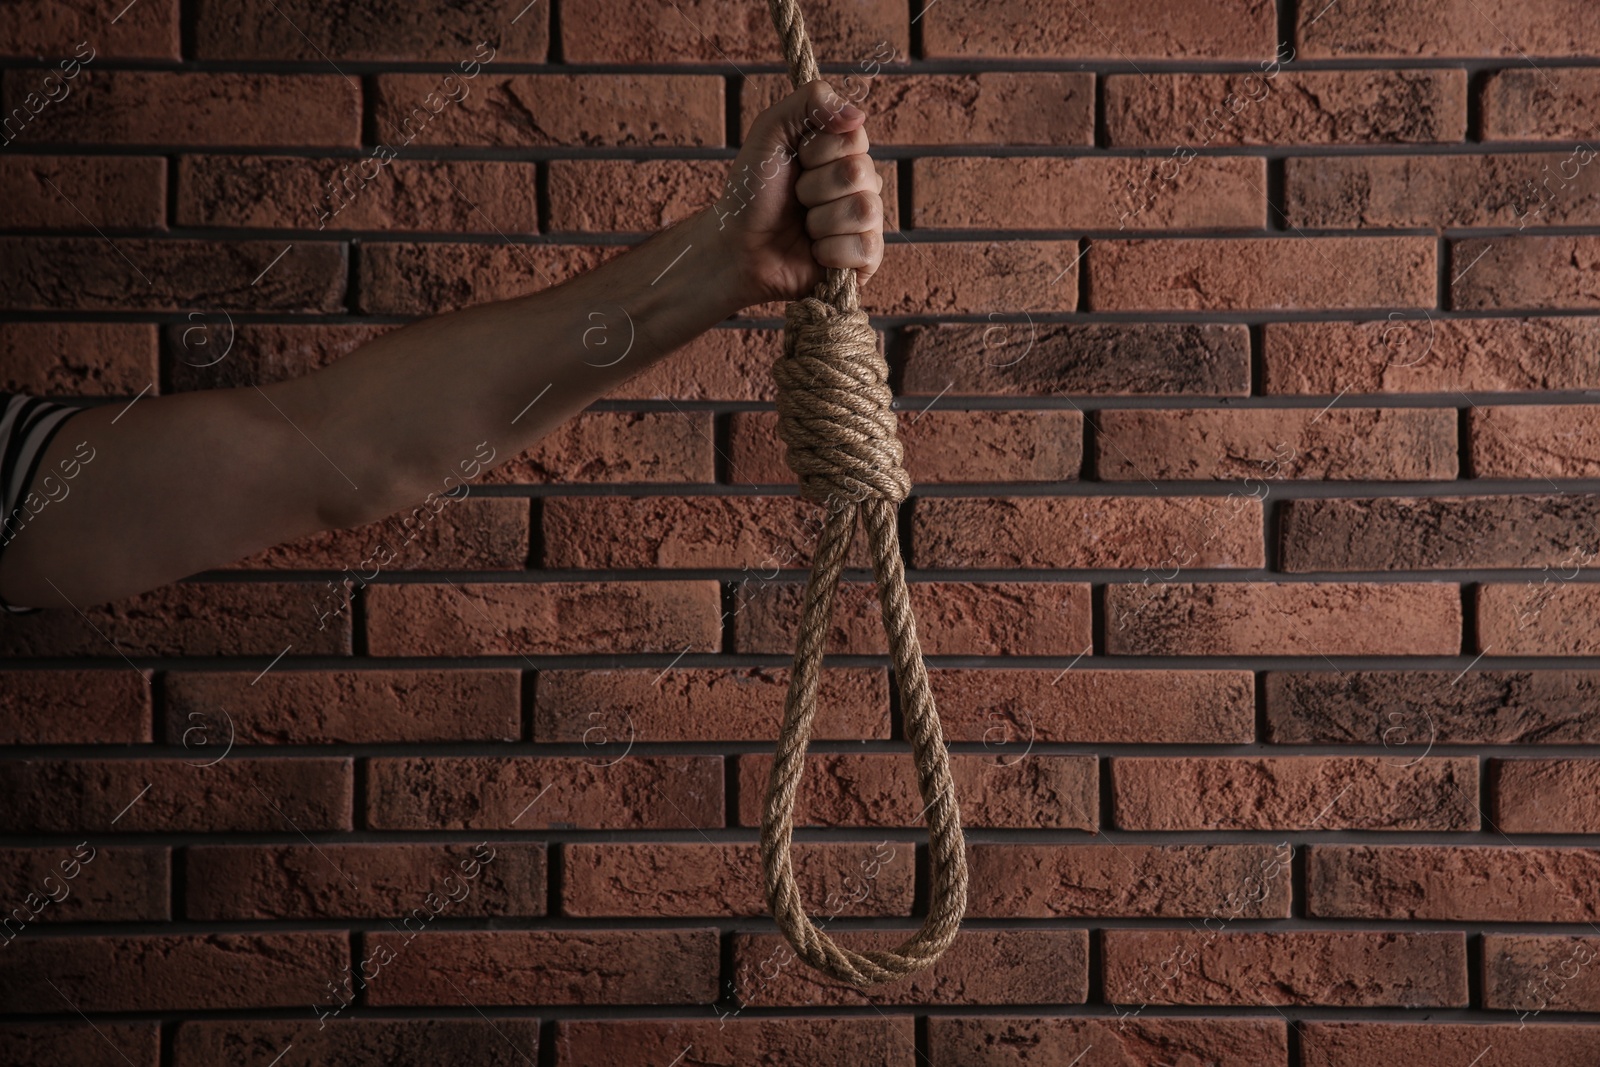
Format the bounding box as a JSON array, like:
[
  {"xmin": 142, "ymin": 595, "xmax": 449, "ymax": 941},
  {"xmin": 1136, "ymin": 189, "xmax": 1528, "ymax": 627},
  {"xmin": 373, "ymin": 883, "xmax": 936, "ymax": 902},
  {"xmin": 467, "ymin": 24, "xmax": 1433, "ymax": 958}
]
[{"xmin": 758, "ymin": 0, "xmax": 968, "ymax": 988}]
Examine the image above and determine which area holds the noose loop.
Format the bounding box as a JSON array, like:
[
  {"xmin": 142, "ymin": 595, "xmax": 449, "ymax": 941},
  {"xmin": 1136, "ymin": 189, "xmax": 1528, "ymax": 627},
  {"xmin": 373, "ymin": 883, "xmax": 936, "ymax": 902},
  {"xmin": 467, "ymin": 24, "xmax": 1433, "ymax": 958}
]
[{"xmin": 759, "ymin": 0, "xmax": 968, "ymax": 989}]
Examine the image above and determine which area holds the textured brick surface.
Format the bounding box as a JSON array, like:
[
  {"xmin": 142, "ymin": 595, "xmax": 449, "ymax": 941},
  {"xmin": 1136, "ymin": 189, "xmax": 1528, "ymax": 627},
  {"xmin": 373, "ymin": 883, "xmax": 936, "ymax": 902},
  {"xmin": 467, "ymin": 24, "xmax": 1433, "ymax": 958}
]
[
  {"xmin": 562, "ymin": 842, "xmax": 914, "ymax": 916},
  {"xmin": 1107, "ymin": 582, "xmax": 1462, "ymax": 656},
  {"xmin": 733, "ymin": 580, "xmax": 1091, "ymax": 656},
  {"xmin": 911, "ymin": 496, "xmax": 1264, "ymax": 569},
  {"xmin": 1302, "ymin": 1023, "xmax": 1600, "ymax": 1066},
  {"xmin": 367, "ymin": 756, "xmax": 724, "ymax": 830},
  {"xmin": 0, "ymin": 670, "xmax": 150, "ymax": 744},
  {"xmin": 922, "ymin": 0, "xmax": 1274, "ymax": 59},
  {"xmin": 1309, "ymin": 846, "xmax": 1600, "ymax": 922},
  {"xmin": 1102, "ymin": 930, "xmax": 1468, "ymax": 1007},
  {"xmin": 901, "ymin": 322, "xmax": 1251, "ymax": 396},
  {"xmin": 359, "ymin": 929, "xmax": 719, "ymax": 1005},
  {"xmin": 228, "ymin": 496, "xmax": 527, "ymax": 571},
  {"xmin": 194, "ymin": 0, "xmax": 547, "ymax": 61},
  {"xmin": 555, "ymin": 1018, "xmax": 911, "ymax": 1066},
  {"xmin": 173, "ymin": 1019, "xmax": 541, "ymax": 1067},
  {"xmin": 932, "ymin": 668, "xmax": 1254, "ymax": 744},
  {"xmin": 1471, "ymin": 406, "xmax": 1600, "ymax": 477},
  {"xmin": 1265, "ymin": 670, "xmax": 1600, "ymax": 745},
  {"xmin": 0, "ymin": 0, "xmax": 176, "ymax": 58},
  {"xmin": 0, "ymin": 846, "xmax": 168, "ymax": 921},
  {"xmin": 0, "ymin": 1023, "xmax": 160, "ymax": 1067},
  {"xmin": 0, "ymin": 155, "xmax": 165, "ymax": 229},
  {"xmin": 1105, "ymin": 71, "xmax": 1467, "ymax": 146},
  {"xmin": 929, "ymin": 1017, "xmax": 1288, "ymax": 1067},
  {"xmin": 730, "ymin": 930, "xmax": 1088, "ymax": 1005},
  {"xmin": 0, "ymin": 322, "xmax": 158, "ymax": 395},
  {"xmin": 358, "ymin": 242, "xmax": 607, "ymax": 315},
  {"xmin": 1483, "ymin": 935, "xmax": 1600, "ymax": 1012},
  {"xmin": 727, "ymin": 409, "xmax": 1083, "ymax": 484},
  {"xmin": 1096, "ymin": 408, "xmax": 1457, "ymax": 480},
  {"xmin": 483, "ymin": 411, "xmax": 714, "ymax": 485},
  {"xmin": 185, "ymin": 843, "xmax": 546, "ymax": 919},
  {"xmin": 1478, "ymin": 583, "xmax": 1600, "ymax": 655},
  {"xmin": 1482, "ymin": 69, "xmax": 1600, "ymax": 141},
  {"xmin": 534, "ymin": 667, "xmax": 890, "ymax": 741},
  {"xmin": 1086, "ymin": 237, "xmax": 1436, "ymax": 311},
  {"xmin": 1451, "ymin": 237, "xmax": 1600, "ymax": 310},
  {"xmin": 1262, "ymin": 317, "xmax": 1600, "ymax": 394},
  {"xmin": 1112, "ymin": 757, "xmax": 1479, "ymax": 831},
  {"xmin": 736, "ymin": 753, "xmax": 1098, "ymax": 829},
  {"xmin": 1492, "ymin": 759, "xmax": 1600, "ymax": 833},
  {"xmin": 1281, "ymin": 496, "xmax": 1600, "ymax": 570},
  {"xmin": 1287, "ymin": 153, "xmax": 1600, "ymax": 228},
  {"xmin": 1299, "ymin": 2, "xmax": 1600, "ymax": 58},
  {"xmin": 564, "ymin": 0, "xmax": 905, "ymax": 62}
]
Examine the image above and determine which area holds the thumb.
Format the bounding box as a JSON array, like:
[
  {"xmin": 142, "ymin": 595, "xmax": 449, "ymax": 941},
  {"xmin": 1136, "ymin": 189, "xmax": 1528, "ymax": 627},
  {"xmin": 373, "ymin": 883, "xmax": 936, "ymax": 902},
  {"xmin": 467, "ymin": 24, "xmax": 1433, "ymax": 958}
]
[{"xmin": 742, "ymin": 78, "xmax": 865, "ymax": 161}]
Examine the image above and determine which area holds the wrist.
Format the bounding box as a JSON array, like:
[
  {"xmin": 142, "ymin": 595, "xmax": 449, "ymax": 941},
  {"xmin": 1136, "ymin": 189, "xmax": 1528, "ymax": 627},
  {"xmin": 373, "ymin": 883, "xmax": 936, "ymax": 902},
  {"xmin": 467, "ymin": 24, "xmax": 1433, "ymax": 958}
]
[{"xmin": 684, "ymin": 206, "xmax": 760, "ymax": 316}]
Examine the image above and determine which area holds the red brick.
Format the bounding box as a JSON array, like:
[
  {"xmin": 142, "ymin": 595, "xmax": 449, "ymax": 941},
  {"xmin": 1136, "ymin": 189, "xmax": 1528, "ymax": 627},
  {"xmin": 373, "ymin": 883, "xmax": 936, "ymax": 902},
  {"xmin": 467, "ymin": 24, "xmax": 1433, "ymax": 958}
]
[
  {"xmin": 549, "ymin": 158, "xmax": 895, "ymax": 233},
  {"xmin": 1483, "ymin": 934, "xmax": 1600, "ymax": 1013},
  {"xmin": 542, "ymin": 495, "xmax": 871, "ymax": 569},
  {"xmin": 1493, "ymin": 759, "xmax": 1600, "ymax": 833},
  {"xmin": 1106, "ymin": 581, "xmax": 1462, "ymax": 656},
  {"xmin": 1300, "ymin": 1, "xmax": 1600, "ymax": 57},
  {"xmin": 562, "ymin": 841, "xmax": 914, "ymax": 917},
  {"xmin": 0, "ymin": 932, "xmax": 346, "ymax": 1012},
  {"xmin": 178, "ymin": 156, "xmax": 537, "ymax": 233},
  {"xmin": 1105, "ymin": 71, "xmax": 1466, "ymax": 146},
  {"xmin": 1482, "ymin": 69, "xmax": 1600, "ymax": 141},
  {"xmin": 733, "ymin": 580, "xmax": 1091, "ymax": 656},
  {"xmin": 0, "ymin": 155, "xmax": 164, "ymax": 229},
  {"xmin": 358, "ymin": 241, "xmax": 606, "ymax": 315},
  {"xmin": 1309, "ymin": 845, "xmax": 1600, "ymax": 922},
  {"xmin": 1, "ymin": 70, "xmax": 361, "ymax": 146},
  {"xmin": 930, "ymin": 1017, "xmax": 1288, "ymax": 1066},
  {"xmin": 902, "ymin": 322, "xmax": 1251, "ymax": 397},
  {"xmin": 730, "ymin": 930, "xmax": 1088, "ymax": 1006},
  {"xmin": 165, "ymin": 322, "xmax": 391, "ymax": 392},
  {"xmin": 365, "ymin": 580, "xmax": 719, "ymax": 656},
  {"xmin": 0, "ymin": 322, "xmax": 158, "ymax": 396},
  {"xmin": 373, "ymin": 74, "xmax": 723, "ymax": 147},
  {"xmin": 486, "ymin": 411, "xmax": 714, "ymax": 485},
  {"xmin": 174, "ymin": 1019, "xmax": 541, "ymax": 1067},
  {"xmin": 736, "ymin": 753, "xmax": 1097, "ymax": 830},
  {"xmin": 728, "ymin": 409, "xmax": 1083, "ymax": 484},
  {"xmin": 1286, "ymin": 153, "xmax": 1600, "ymax": 228},
  {"xmin": 1097, "ymin": 409, "xmax": 1457, "ymax": 480},
  {"xmin": 1282, "ymin": 496, "xmax": 1600, "ymax": 570},
  {"xmin": 164, "ymin": 669, "xmax": 519, "ymax": 744},
  {"xmin": 1103, "ymin": 930, "xmax": 1467, "ymax": 1007},
  {"xmin": 0, "ymin": 238, "xmax": 345, "ymax": 312},
  {"xmin": 1265, "ymin": 670, "xmax": 1600, "ymax": 745},
  {"xmin": 0, "ymin": 758, "xmax": 352, "ymax": 833},
  {"xmin": 934, "ymin": 668, "xmax": 1254, "ymax": 744},
  {"xmin": 1471, "ymin": 406, "xmax": 1600, "ymax": 477},
  {"xmin": 912, "ymin": 496, "xmax": 1263, "ymax": 569},
  {"xmin": 1451, "ymin": 237, "xmax": 1600, "ymax": 310},
  {"xmin": 0, "ymin": 1023, "xmax": 158, "ymax": 1067},
  {"xmin": 555, "ymin": 1019, "xmax": 912, "ymax": 1067},
  {"xmin": 822, "ymin": 240, "xmax": 1079, "ymax": 318},
  {"xmin": 923, "ymin": 0, "xmax": 1272, "ymax": 58},
  {"xmin": 0, "ymin": 670, "xmax": 150, "ymax": 744},
  {"xmin": 1112, "ymin": 756, "xmax": 1478, "ymax": 831},
  {"xmin": 741, "ymin": 72, "xmax": 1094, "ymax": 147},
  {"xmin": 0, "ymin": 846, "xmax": 167, "ymax": 922},
  {"xmin": 967, "ymin": 843, "xmax": 1292, "ymax": 919},
  {"xmin": 566, "ymin": 0, "xmax": 905, "ymax": 61},
  {"xmin": 367, "ymin": 756, "xmax": 723, "ymax": 830},
  {"xmin": 228, "ymin": 497, "xmax": 525, "ymax": 571},
  {"xmin": 535, "ymin": 666, "xmax": 888, "ymax": 742},
  {"xmin": 360, "ymin": 929, "xmax": 718, "ymax": 1005},
  {"xmin": 1478, "ymin": 582, "xmax": 1600, "ymax": 655},
  {"xmin": 0, "ymin": 582, "xmax": 350, "ymax": 657},
  {"xmin": 1262, "ymin": 317, "xmax": 1600, "ymax": 394},
  {"xmin": 913, "ymin": 156, "xmax": 1266, "ymax": 230},
  {"xmin": 196, "ymin": 1, "xmax": 545, "ymax": 61},
  {"xmin": 1086, "ymin": 237, "xmax": 1436, "ymax": 311},
  {"xmin": 0, "ymin": 1, "xmax": 176, "ymax": 58},
  {"xmin": 186, "ymin": 843, "xmax": 546, "ymax": 920},
  {"xmin": 1302, "ymin": 1022, "xmax": 1600, "ymax": 1067},
  {"xmin": 612, "ymin": 327, "xmax": 783, "ymax": 402}
]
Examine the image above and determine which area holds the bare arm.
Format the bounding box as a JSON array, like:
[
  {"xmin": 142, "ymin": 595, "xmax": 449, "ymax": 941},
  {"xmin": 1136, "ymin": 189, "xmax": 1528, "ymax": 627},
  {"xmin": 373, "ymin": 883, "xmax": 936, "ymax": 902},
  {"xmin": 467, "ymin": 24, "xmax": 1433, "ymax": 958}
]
[{"xmin": 0, "ymin": 80, "xmax": 883, "ymax": 610}]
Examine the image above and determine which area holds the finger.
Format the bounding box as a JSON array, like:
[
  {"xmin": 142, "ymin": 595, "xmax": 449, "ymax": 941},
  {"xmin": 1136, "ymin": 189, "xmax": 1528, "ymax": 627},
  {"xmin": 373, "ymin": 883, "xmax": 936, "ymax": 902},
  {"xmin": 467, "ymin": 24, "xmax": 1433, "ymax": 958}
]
[
  {"xmin": 796, "ymin": 124, "xmax": 869, "ymax": 170},
  {"xmin": 812, "ymin": 228, "xmax": 884, "ymax": 277},
  {"xmin": 805, "ymin": 190, "xmax": 883, "ymax": 241},
  {"xmin": 741, "ymin": 79, "xmax": 864, "ymax": 160},
  {"xmin": 795, "ymin": 154, "xmax": 881, "ymax": 209}
]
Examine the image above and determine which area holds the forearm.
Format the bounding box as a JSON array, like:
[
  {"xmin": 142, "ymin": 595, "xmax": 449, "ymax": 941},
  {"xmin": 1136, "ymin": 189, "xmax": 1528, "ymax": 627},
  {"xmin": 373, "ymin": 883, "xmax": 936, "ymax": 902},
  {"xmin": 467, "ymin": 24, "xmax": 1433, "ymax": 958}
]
[{"xmin": 286, "ymin": 207, "xmax": 747, "ymax": 526}]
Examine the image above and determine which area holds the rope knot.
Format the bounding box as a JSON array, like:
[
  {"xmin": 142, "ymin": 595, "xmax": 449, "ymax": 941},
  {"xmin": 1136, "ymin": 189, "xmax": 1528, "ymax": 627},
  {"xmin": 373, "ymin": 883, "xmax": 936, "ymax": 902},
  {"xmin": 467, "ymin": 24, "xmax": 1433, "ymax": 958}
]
[{"xmin": 771, "ymin": 296, "xmax": 909, "ymax": 506}]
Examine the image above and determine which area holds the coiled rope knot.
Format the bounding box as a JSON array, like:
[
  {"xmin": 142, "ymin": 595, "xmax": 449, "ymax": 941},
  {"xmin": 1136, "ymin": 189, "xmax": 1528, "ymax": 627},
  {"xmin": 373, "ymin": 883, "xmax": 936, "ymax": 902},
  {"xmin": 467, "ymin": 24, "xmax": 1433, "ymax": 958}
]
[{"xmin": 772, "ymin": 297, "xmax": 909, "ymax": 505}]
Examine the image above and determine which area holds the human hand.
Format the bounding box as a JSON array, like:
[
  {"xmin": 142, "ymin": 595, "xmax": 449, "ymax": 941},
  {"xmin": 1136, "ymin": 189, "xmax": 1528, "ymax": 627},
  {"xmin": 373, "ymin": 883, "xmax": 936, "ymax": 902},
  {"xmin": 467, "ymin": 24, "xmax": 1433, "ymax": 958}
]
[{"xmin": 702, "ymin": 79, "xmax": 885, "ymax": 309}]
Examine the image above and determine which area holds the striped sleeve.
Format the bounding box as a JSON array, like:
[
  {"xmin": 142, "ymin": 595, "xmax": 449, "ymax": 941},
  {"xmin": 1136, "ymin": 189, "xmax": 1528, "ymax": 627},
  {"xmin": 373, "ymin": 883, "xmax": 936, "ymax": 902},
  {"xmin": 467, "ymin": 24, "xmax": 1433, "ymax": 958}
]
[{"xmin": 0, "ymin": 393, "xmax": 87, "ymax": 614}]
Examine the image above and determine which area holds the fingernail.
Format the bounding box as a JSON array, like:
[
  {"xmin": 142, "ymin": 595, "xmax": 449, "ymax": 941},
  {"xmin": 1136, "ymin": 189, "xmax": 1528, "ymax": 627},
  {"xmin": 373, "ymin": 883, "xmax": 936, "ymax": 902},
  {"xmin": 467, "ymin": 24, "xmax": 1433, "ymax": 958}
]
[{"xmin": 839, "ymin": 102, "xmax": 864, "ymax": 121}]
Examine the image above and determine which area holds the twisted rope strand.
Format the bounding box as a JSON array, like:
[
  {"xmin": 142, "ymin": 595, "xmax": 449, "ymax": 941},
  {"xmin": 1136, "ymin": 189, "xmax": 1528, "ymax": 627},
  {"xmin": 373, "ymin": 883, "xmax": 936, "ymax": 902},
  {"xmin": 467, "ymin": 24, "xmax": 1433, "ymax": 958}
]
[{"xmin": 758, "ymin": 0, "xmax": 968, "ymax": 988}]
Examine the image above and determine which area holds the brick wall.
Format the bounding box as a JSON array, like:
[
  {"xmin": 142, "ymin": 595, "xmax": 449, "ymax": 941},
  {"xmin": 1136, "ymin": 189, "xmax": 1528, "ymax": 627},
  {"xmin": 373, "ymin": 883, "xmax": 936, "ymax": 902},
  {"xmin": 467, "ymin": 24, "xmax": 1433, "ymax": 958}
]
[{"xmin": 3, "ymin": 0, "xmax": 1599, "ymax": 1063}]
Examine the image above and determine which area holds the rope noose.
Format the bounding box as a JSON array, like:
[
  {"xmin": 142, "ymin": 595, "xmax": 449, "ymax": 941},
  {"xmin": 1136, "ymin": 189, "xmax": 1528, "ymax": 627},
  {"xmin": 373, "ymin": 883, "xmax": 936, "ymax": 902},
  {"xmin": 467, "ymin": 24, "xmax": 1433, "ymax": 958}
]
[{"xmin": 759, "ymin": 0, "xmax": 968, "ymax": 988}]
